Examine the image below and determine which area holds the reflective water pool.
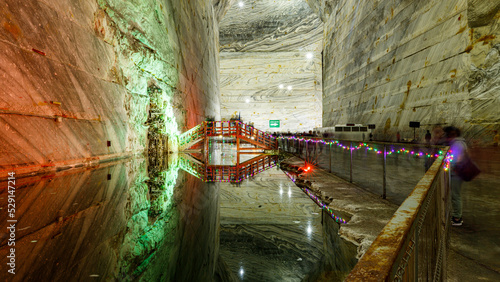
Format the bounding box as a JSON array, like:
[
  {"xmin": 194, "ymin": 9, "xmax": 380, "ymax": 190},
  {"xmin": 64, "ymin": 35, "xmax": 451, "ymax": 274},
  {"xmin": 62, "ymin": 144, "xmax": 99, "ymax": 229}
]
[{"xmin": 0, "ymin": 142, "xmax": 356, "ymax": 281}]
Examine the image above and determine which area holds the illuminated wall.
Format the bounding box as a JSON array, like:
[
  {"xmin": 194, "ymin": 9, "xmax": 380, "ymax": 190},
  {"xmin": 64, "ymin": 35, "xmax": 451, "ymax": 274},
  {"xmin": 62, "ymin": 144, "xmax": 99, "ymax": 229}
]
[{"xmin": 0, "ymin": 0, "xmax": 221, "ymax": 173}]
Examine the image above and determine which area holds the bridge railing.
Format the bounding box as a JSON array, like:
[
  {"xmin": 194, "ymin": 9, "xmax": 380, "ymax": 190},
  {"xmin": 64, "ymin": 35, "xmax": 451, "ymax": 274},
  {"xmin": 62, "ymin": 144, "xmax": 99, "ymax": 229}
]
[
  {"xmin": 237, "ymin": 122, "xmax": 277, "ymax": 149},
  {"xmin": 180, "ymin": 154, "xmax": 278, "ymax": 183},
  {"xmin": 205, "ymin": 121, "xmax": 277, "ymax": 149},
  {"xmin": 278, "ymin": 136, "xmax": 451, "ymax": 281},
  {"xmin": 178, "ymin": 123, "xmax": 205, "ymax": 151}
]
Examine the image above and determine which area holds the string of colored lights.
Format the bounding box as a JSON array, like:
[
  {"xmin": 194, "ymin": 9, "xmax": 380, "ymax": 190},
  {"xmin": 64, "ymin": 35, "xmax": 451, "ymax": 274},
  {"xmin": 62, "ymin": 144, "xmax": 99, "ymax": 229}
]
[
  {"xmin": 278, "ymin": 136, "xmax": 453, "ymax": 171},
  {"xmin": 443, "ymin": 150, "xmax": 453, "ymax": 171},
  {"xmin": 284, "ymin": 171, "xmax": 347, "ymax": 224}
]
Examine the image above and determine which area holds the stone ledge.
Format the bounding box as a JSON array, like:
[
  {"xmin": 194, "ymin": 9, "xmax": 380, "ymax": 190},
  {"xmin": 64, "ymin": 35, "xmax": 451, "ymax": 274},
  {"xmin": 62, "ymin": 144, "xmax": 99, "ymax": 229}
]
[{"xmin": 280, "ymin": 156, "xmax": 398, "ymax": 258}]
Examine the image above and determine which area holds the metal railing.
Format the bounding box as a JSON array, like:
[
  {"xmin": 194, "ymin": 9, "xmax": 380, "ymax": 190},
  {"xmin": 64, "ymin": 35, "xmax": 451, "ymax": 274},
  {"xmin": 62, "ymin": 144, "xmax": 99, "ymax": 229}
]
[
  {"xmin": 278, "ymin": 136, "xmax": 451, "ymax": 281},
  {"xmin": 346, "ymin": 152, "xmax": 450, "ymax": 281},
  {"xmin": 279, "ymin": 137, "xmax": 446, "ymax": 203}
]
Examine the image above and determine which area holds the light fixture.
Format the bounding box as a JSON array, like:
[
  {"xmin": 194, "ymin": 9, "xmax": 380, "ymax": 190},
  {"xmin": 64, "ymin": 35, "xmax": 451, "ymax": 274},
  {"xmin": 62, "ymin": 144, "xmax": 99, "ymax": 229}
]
[{"xmin": 306, "ymin": 52, "xmax": 313, "ymax": 59}]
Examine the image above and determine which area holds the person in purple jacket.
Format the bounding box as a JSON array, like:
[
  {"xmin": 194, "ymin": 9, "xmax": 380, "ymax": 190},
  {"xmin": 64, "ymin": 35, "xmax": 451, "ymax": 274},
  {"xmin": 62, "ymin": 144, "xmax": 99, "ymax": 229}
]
[{"xmin": 444, "ymin": 126, "xmax": 467, "ymax": 226}]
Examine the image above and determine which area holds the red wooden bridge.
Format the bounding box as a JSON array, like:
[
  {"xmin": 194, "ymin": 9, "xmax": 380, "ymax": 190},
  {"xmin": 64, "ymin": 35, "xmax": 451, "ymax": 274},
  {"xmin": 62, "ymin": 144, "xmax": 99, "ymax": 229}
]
[
  {"xmin": 178, "ymin": 121, "xmax": 278, "ymax": 152},
  {"xmin": 179, "ymin": 153, "xmax": 278, "ymax": 183},
  {"xmin": 177, "ymin": 121, "xmax": 279, "ymax": 183}
]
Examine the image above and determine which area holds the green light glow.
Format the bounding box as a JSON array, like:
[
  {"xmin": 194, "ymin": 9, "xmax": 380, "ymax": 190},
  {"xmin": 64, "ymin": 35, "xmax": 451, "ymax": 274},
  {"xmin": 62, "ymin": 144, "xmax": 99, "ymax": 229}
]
[
  {"xmin": 149, "ymin": 155, "xmax": 180, "ymax": 216},
  {"xmin": 119, "ymin": 155, "xmax": 181, "ymax": 278}
]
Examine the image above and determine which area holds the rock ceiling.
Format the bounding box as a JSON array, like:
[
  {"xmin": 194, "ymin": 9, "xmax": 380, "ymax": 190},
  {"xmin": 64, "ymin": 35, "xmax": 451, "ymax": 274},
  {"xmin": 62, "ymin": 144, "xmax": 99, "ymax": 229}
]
[{"xmin": 219, "ymin": 0, "xmax": 323, "ymax": 52}]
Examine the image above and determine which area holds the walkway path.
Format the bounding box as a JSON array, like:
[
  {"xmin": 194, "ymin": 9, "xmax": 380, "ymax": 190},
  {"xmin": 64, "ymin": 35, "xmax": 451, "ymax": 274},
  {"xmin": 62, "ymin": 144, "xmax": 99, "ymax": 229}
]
[
  {"xmin": 280, "ymin": 156, "xmax": 398, "ymax": 262},
  {"xmin": 447, "ymin": 147, "xmax": 500, "ymax": 281}
]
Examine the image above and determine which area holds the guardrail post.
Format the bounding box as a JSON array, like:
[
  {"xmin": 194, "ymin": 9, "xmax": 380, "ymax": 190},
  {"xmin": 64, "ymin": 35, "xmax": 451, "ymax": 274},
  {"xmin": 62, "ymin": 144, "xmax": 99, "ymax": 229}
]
[
  {"xmin": 305, "ymin": 140, "xmax": 308, "ymax": 161},
  {"xmin": 383, "ymin": 144, "xmax": 387, "ymax": 199},
  {"xmin": 414, "ymin": 226, "xmax": 419, "ymax": 281},
  {"xmin": 350, "ymin": 141, "xmax": 353, "ymax": 183},
  {"xmin": 329, "ymin": 142, "xmax": 332, "ymax": 173}
]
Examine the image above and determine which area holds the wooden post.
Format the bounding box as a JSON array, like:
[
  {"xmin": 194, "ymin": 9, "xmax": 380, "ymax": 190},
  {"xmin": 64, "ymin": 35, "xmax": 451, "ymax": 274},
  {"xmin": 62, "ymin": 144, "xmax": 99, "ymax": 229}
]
[{"xmin": 236, "ymin": 123, "xmax": 240, "ymax": 165}]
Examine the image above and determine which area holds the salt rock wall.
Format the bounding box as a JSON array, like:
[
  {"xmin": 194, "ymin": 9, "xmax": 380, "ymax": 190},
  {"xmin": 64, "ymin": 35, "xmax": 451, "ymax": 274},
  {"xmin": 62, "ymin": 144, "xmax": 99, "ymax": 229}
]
[
  {"xmin": 219, "ymin": 0, "xmax": 323, "ymax": 133},
  {"xmin": 220, "ymin": 52, "xmax": 322, "ymax": 133},
  {"xmin": 467, "ymin": 0, "xmax": 500, "ymax": 140},
  {"xmin": 0, "ymin": 0, "xmax": 221, "ymax": 174},
  {"xmin": 316, "ymin": 0, "xmax": 500, "ymax": 142}
]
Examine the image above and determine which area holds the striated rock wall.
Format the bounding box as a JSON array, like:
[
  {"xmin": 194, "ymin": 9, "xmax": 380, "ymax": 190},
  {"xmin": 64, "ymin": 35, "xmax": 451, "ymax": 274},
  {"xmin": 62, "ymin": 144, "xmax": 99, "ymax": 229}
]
[
  {"xmin": 220, "ymin": 51, "xmax": 322, "ymax": 132},
  {"xmin": 467, "ymin": 0, "xmax": 500, "ymax": 142},
  {"xmin": 317, "ymin": 0, "xmax": 500, "ymax": 143},
  {"xmin": 0, "ymin": 0, "xmax": 221, "ymax": 174},
  {"xmin": 219, "ymin": 0, "xmax": 323, "ymax": 133}
]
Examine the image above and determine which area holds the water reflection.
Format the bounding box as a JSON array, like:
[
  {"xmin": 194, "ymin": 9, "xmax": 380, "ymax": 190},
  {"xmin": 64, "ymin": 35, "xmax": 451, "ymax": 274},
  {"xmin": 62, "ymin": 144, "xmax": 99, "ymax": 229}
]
[
  {"xmin": 0, "ymin": 137, "xmax": 355, "ymax": 281},
  {"xmin": 179, "ymin": 137, "xmax": 279, "ymax": 183},
  {"xmin": 0, "ymin": 157, "xmax": 218, "ymax": 281},
  {"xmin": 218, "ymin": 167, "xmax": 329, "ymax": 281}
]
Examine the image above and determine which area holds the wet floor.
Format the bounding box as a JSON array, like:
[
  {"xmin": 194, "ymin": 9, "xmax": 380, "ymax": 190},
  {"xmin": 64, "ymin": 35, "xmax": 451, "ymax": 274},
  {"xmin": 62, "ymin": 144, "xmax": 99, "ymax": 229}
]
[{"xmin": 447, "ymin": 147, "xmax": 500, "ymax": 280}]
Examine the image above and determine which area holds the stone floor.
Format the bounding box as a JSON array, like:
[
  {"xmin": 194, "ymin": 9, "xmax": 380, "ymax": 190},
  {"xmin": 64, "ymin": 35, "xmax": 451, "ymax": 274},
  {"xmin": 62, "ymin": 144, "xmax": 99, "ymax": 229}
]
[{"xmin": 446, "ymin": 147, "xmax": 500, "ymax": 281}]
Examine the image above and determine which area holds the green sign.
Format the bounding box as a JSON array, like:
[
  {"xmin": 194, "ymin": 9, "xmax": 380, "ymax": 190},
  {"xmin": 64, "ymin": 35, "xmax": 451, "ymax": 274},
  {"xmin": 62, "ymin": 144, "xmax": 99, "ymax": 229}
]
[{"xmin": 269, "ymin": 120, "xmax": 280, "ymax": 128}]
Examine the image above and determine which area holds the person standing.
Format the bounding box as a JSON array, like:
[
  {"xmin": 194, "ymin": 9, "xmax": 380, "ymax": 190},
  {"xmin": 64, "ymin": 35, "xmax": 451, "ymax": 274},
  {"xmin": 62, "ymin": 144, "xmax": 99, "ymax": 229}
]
[
  {"xmin": 444, "ymin": 126, "xmax": 467, "ymax": 226},
  {"xmin": 425, "ymin": 130, "xmax": 432, "ymax": 144}
]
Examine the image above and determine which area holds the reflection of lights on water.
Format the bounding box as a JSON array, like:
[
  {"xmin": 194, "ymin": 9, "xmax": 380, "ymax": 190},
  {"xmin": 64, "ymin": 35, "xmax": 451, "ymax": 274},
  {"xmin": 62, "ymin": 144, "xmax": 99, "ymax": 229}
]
[
  {"xmin": 280, "ymin": 187, "xmax": 283, "ymax": 196},
  {"xmin": 306, "ymin": 223, "xmax": 313, "ymax": 240},
  {"xmin": 279, "ymin": 84, "xmax": 284, "ymax": 89},
  {"xmin": 288, "ymin": 187, "xmax": 292, "ymax": 198},
  {"xmin": 239, "ymin": 267, "xmax": 244, "ymax": 277},
  {"xmin": 287, "ymin": 85, "xmax": 293, "ymax": 90}
]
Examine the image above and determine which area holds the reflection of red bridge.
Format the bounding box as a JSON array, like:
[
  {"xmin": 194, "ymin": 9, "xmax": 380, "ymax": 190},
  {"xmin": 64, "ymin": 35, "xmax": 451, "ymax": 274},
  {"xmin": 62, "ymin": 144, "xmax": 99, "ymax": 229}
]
[
  {"xmin": 179, "ymin": 154, "xmax": 278, "ymax": 183},
  {"xmin": 178, "ymin": 121, "xmax": 279, "ymax": 183},
  {"xmin": 178, "ymin": 121, "xmax": 278, "ymax": 152}
]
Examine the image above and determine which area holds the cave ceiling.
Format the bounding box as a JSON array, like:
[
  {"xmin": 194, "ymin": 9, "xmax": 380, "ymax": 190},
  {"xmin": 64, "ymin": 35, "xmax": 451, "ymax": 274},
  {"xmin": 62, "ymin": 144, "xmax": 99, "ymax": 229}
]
[{"xmin": 219, "ymin": 0, "xmax": 323, "ymax": 52}]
